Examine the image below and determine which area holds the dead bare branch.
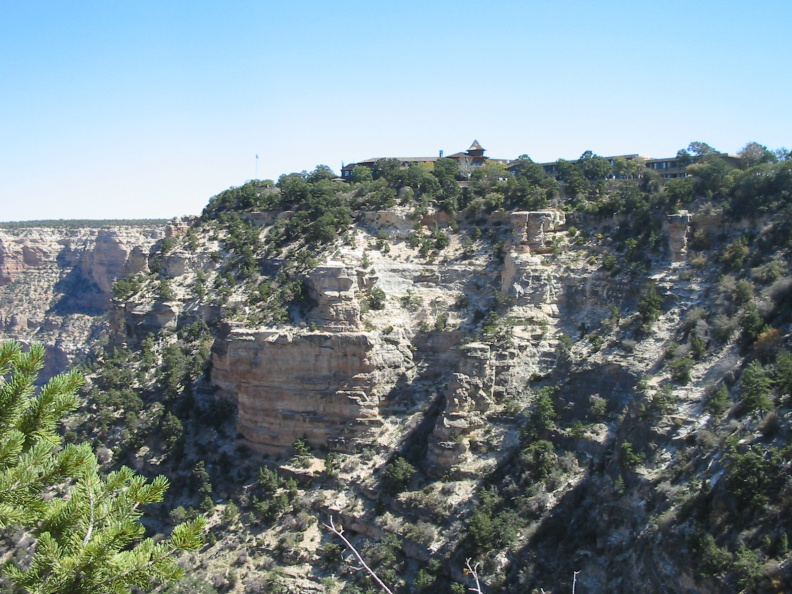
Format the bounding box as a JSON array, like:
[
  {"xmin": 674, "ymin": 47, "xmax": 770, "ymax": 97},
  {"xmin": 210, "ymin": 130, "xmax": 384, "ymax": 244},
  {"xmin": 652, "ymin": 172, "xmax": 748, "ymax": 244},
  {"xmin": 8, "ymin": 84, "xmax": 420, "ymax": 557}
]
[
  {"xmin": 323, "ymin": 516, "xmax": 394, "ymax": 594},
  {"xmin": 464, "ymin": 558, "xmax": 483, "ymax": 593}
]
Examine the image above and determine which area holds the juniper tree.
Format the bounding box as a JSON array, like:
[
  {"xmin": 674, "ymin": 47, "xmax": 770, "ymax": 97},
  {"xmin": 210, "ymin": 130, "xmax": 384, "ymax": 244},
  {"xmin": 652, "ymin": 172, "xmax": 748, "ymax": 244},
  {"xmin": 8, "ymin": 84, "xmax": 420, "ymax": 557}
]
[{"xmin": 0, "ymin": 340, "xmax": 205, "ymax": 593}]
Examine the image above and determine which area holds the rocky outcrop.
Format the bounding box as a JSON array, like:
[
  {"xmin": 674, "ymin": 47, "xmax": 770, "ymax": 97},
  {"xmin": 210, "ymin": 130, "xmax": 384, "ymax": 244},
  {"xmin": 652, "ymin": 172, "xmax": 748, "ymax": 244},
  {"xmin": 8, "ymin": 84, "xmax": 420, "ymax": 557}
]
[
  {"xmin": 426, "ymin": 343, "xmax": 494, "ymax": 475},
  {"xmin": 116, "ymin": 300, "xmax": 180, "ymax": 341},
  {"xmin": 211, "ymin": 328, "xmax": 412, "ymax": 455},
  {"xmin": 165, "ymin": 216, "xmax": 195, "ymax": 238},
  {"xmin": 307, "ymin": 262, "xmax": 362, "ymax": 331},
  {"xmin": 0, "ymin": 226, "xmax": 163, "ymax": 308},
  {"xmin": 0, "ymin": 232, "xmax": 56, "ymax": 286},
  {"xmin": 508, "ymin": 210, "xmax": 565, "ymax": 254},
  {"xmin": 666, "ymin": 211, "xmax": 692, "ymax": 263},
  {"xmin": 501, "ymin": 253, "xmax": 560, "ymax": 316}
]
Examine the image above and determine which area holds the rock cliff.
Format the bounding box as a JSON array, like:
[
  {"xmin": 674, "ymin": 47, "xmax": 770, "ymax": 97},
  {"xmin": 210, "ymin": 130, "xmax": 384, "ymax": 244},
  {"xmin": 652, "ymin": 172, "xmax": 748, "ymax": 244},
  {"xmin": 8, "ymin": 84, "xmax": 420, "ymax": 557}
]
[{"xmin": 212, "ymin": 328, "xmax": 412, "ymax": 455}]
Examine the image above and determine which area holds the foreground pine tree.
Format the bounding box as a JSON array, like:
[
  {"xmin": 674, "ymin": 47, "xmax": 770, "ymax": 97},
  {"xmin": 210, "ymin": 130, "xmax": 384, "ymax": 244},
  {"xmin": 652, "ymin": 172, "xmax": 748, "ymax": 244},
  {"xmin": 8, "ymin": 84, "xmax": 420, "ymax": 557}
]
[{"xmin": 0, "ymin": 341, "xmax": 205, "ymax": 593}]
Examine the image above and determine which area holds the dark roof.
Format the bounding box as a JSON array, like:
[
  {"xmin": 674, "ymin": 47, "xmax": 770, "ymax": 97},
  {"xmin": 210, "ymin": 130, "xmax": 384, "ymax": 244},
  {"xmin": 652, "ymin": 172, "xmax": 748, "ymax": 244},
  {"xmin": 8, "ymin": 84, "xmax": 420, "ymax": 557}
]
[{"xmin": 469, "ymin": 140, "xmax": 484, "ymax": 152}]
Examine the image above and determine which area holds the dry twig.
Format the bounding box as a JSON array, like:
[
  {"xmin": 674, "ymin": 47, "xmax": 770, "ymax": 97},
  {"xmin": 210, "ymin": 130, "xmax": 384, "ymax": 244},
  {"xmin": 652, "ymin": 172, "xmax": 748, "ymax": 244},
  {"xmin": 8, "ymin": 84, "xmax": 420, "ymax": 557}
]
[
  {"xmin": 464, "ymin": 558, "xmax": 484, "ymax": 593},
  {"xmin": 323, "ymin": 516, "xmax": 394, "ymax": 594}
]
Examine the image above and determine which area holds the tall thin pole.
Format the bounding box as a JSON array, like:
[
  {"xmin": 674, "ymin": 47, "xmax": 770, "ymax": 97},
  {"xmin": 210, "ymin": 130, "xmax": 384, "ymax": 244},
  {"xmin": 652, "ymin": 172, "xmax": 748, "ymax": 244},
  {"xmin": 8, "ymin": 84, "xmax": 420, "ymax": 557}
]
[{"xmin": 255, "ymin": 154, "xmax": 259, "ymax": 179}]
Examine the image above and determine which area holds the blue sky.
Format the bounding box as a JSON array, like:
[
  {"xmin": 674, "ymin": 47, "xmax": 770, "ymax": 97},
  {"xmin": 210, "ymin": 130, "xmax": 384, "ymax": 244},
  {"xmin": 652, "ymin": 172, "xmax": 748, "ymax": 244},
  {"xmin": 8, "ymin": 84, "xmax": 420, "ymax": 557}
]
[{"xmin": 1, "ymin": 0, "xmax": 790, "ymax": 221}]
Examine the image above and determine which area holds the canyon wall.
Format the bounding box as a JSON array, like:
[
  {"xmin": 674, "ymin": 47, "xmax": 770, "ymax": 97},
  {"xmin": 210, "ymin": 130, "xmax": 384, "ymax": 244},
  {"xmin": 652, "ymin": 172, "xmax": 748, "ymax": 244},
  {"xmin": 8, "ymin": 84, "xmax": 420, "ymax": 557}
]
[{"xmin": 0, "ymin": 224, "xmax": 165, "ymax": 378}]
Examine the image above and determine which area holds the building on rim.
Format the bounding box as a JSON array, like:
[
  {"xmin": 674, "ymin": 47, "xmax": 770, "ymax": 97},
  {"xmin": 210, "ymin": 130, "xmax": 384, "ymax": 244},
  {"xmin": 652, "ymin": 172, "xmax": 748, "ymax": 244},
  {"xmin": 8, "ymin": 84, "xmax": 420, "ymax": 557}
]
[
  {"xmin": 340, "ymin": 140, "xmax": 507, "ymax": 180},
  {"xmin": 341, "ymin": 141, "xmax": 739, "ymax": 182}
]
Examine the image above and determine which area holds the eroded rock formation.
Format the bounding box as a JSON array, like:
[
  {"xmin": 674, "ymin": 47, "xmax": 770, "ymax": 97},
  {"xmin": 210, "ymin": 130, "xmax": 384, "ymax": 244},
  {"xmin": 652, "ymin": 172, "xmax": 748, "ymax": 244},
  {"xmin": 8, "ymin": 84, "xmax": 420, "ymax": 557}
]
[
  {"xmin": 212, "ymin": 328, "xmax": 412, "ymax": 455},
  {"xmin": 307, "ymin": 262, "xmax": 362, "ymax": 331},
  {"xmin": 209, "ymin": 260, "xmax": 413, "ymax": 455},
  {"xmin": 666, "ymin": 211, "xmax": 692, "ymax": 263},
  {"xmin": 426, "ymin": 343, "xmax": 494, "ymax": 475},
  {"xmin": 508, "ymin": 209, "xmax": 565, "ymax": 254}
]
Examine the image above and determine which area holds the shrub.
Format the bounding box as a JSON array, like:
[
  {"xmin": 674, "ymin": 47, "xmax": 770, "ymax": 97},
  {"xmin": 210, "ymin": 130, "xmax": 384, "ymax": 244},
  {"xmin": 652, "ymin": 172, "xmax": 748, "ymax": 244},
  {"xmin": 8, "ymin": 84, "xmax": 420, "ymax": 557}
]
[
  {"xmin": 755, "ymin": 327, "xmax": 783, "ymax": 361},
  {"xmin": 738, "ymin": 303, "xmax": 764, "ymax": 347},
  {"xmin": 589, "ymin": 395, "xmax": 607, "ymax": 419},
  {"xmin": 721, "ymin": 237, "xmax": 749, "ymax": 271},
  {"xmin": 401, "ymin": 289, "xmax": 422, "ymax": 311},
  {"xmin": 222, "ymin": 501, "xmax": 239, "ymax": 524},
  {"xmin": 621, "ymin": 441, "xmax": 645, "ymax": 468},
  {"xmin": 324, "ymin": 453, "xmax": 340, "ymax": 477},
  {"xmin": 707, "ymin": 384, "xmax": 731, "ymax": 416},
  {"xmin": 752, "ymin": 259, "xmax": 784, "ymax": 283},
  {"xmin": 403, "ymin": 521, "xmax": 436, "ymax": 546},
  {"xmin": 413, "ymin": 569, "xmax": 434, "ymax": 591},
  {"xmin": 258, "ymin": 467, "xmax": 282, "ymax": 495},
  {"xmin": 321, "ymin": 543, "xmax": 343, "ymax": 567},
  {"xmin": 727, "ymin": 447, "xmax": 778, "ymax": 507},
  {"xmin": 292, "ymin": 437, "xmax": 311, "ymax": 468},
  {"xmin": 519, "ymin": 439, "xmax": 556, "ymax": 481},
  {"xmin": 637, "ymin": 283, "xmax": 662, "ymax": 327},
  {"xmin": 531, "ymin": 388, "xmax": 557, "ymax": 433},
  {"xmin": 669, "ymin": 356, "xmax": 694, "ymax": 384},
  {"xmin": 713, "ymin": 313, "xmax": 737, "ymax": 342},
  {"xmin": 739, "ymin": 360, "xmax": 773, "ymax": 416},
  {"xmin": 602, "ymin": 252, "xmax": 619, "ymax": 272},
  {"xmin": 382, "ymin": 457, "xmax": 416, "ymax": 496},
  {"xmin": 556, "ymin": 333, "xmax": 573, "ymax": 356},
  {"xmin": 775, "ymin": 350, "xmax": 792, "ymax": 397},
  {"xmin": 734, "ymin": 280, "xmax": 754, "ymax": 305},
  {"xmin": 690, "ymin": 532, "xmax": 731, "ymax": 577},
  {"xmin": 367, "ymin": 286, "xmax": 387, "ymax": 310},
  {"xmin": 159, "ymin": 278, "xmax": 175, "ymax": 301},
  {"xmin": 689, "ymin": 334, "xmax": 707, "ymax": 359},
  {"xmin": 733, "ymin": 545, "xmax": 763, "ymax": 591}
]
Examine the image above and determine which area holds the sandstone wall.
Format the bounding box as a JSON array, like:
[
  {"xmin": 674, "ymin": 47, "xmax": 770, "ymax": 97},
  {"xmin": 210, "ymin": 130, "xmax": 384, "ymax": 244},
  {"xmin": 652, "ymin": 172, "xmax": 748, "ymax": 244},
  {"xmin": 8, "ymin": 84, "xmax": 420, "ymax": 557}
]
[{"xmin": 211, "ymin": 328, "xmax": 411, "ymax": 455}]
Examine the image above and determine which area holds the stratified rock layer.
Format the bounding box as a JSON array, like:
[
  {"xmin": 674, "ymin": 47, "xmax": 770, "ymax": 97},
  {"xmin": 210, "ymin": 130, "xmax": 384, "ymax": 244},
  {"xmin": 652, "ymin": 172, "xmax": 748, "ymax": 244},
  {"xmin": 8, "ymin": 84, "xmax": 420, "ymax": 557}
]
[{"xmin": 211, "ymin": 328, "xmax": 411, "ymax": 455}]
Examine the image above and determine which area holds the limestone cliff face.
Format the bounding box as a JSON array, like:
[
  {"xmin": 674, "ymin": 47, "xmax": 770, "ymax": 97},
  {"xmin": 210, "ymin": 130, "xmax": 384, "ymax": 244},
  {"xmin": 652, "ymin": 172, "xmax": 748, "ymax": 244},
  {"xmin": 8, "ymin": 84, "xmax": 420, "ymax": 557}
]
[
  {"xmin": 0, "ymin": 225, "xmax": 164, "ymax": 378},
  {"xmin": 426, "ymin": 212, "xmax": 569, "ymax": 475},
  {"xmin": 212, "ymin": 328, "xmax": 411, "ymax": 455}
]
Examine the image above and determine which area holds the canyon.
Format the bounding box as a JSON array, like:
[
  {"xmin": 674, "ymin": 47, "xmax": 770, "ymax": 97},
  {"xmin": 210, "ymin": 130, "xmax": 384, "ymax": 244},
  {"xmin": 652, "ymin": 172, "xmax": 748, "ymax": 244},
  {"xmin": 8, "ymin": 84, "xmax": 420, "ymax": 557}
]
[{"xmin": 1, "ymin": 201, "xmax": 788, "ymax": 593}]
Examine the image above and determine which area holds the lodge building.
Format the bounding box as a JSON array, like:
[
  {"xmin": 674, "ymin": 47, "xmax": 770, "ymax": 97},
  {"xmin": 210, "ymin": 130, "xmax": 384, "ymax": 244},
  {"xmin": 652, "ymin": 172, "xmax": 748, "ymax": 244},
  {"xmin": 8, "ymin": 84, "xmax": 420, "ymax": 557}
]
[
  {"xmin": 340, "ymin": 140, "xmax": 508, "ymax": 180},
  {"xmin": 341, "ymin": 141, "xmax": 737, "ymax": 181}
]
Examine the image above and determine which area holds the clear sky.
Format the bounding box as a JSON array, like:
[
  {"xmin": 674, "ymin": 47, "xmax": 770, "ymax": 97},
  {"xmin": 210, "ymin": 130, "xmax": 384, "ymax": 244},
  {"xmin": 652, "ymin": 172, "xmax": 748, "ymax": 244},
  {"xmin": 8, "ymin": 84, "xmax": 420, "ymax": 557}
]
[{"xmin": 1, "ymin": 0, "xmax": 790, "ymax": 221}]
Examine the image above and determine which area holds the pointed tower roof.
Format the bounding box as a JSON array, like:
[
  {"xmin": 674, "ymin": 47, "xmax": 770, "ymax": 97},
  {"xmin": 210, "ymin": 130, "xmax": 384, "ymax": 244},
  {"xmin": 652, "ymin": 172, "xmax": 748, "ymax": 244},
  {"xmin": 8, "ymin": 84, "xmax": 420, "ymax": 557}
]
[{"xmin": 469, "ymin": 140, "xmax": 484, "ymax": 152}]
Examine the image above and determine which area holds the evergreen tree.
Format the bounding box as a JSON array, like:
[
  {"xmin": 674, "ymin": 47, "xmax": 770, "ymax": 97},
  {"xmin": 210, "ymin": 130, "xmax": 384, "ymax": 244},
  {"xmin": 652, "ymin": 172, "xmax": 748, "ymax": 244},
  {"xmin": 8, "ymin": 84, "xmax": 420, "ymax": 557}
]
[
  {"xmin": 0, "ymin": 340, "xmax": 205, "ymax": 593},
  {"xmin": 740, "ymin": 360, "xmax": 773, "ymax": 416}
]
